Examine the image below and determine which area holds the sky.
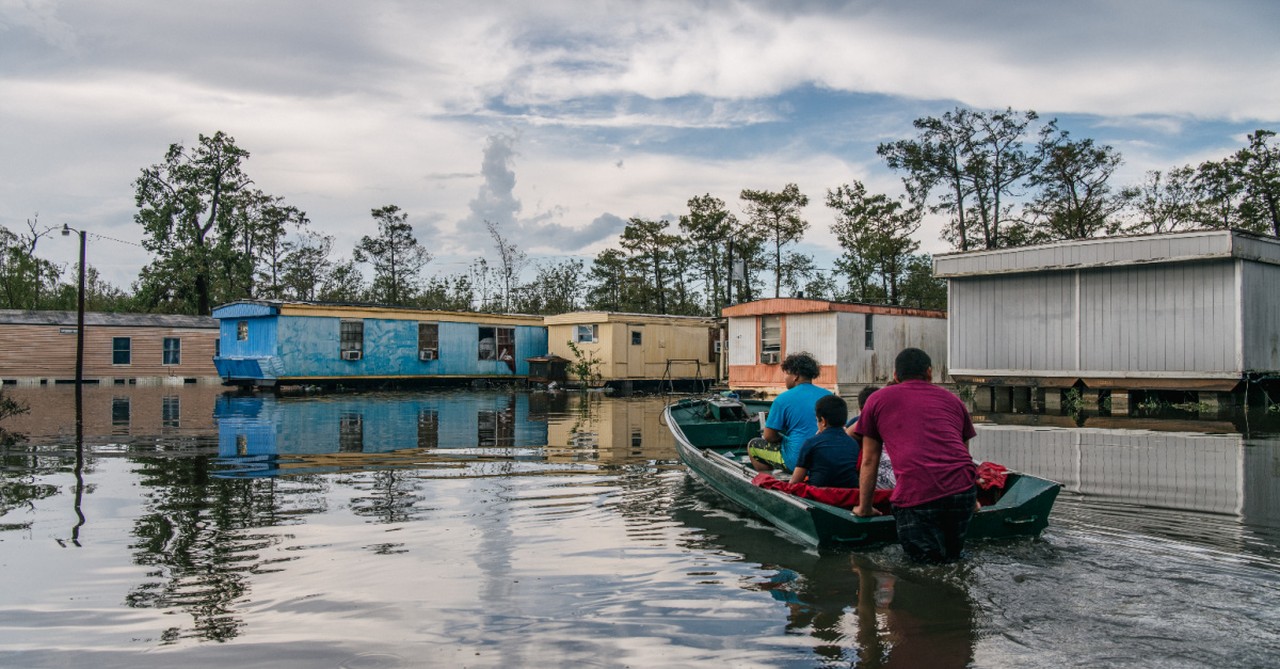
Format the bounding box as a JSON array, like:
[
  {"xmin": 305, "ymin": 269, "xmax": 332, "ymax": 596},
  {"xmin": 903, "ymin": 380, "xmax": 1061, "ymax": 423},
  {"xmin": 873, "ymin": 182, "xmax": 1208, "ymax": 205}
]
[{"xmin": 3, "ymin": 0, "xmax": 1280, "ymax": 290}]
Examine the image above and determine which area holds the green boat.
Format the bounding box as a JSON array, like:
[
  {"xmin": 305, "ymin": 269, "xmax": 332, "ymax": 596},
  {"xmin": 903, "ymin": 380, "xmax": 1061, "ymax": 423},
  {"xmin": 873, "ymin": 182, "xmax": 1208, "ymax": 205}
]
[{"xmin": 664, "ymin": 395, "xmax": 1062, "ymax": 549}]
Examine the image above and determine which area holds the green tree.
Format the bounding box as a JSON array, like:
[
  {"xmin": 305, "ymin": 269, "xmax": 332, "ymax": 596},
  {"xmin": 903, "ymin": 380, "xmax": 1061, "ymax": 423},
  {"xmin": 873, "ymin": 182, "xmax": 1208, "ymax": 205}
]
[
  {"xmin": 134, "ymin": 131, "xmax": 252, "ymax": 314},
  {"xmin": 513, "ymin": 259, "xmax": 584, "ymax": 314},
  {"xmin": 1131, "ymin": 167, "xmax": 1197, "ymax": 234},
  {"xmin": 618, "ymin": 217, "xmax": 679, "ymax": 314},
  {"xmin": 0, "ymin": 218, "xmax": 62, "ymax": 309},
  {"xmin": 1025, "ymin": 136, "xmax": 1133, "ymax": 241},
  {"xmin": 230, "ymin": 190, "xmax": 310, "ymax": 300},
  {"xmin": 585, "ymin": 248, "xmax": 638, "ymax": 311},
  {"xmin": 280, "ymin": 231, "xmax": 333, "ymax": 301},
  {"xmin": 354, "ymin": 205, "xmax": 431, "ymax": 304},
  {"xmin": 740, "ymin": 183, "xmax": 812, "ymax": 297},
  {"xmin": 417, "ymin": 272, "xmax": 476, "ymax": 311},
  {"xmin": 899, "ymin": 255, "xmax": 947, "ymax": 310},
  {"xmin": 827, "ymin": 181, "xmax": 921, "ymax": 304},
  {"xmin": 1188, "ymin": 158, "xmax": 1241, "ymax": 230},
  {"xmin": 679, "ymin": 194, "xmax": 737, "ymax": 312},
  {"xmin": 318, "ymin": 258, "xmax": 365, "ymax": 302},
  {"xmin": 879, "ymin": 107, "xmax": 1057, "ymax": 250},
  {"xmin": 485, "ymin": 220, "xmax": 527, "ymax": 313},
  {"xmin": 1234, "ymin": 129, "xmax": 1280, "ymax": 237}
]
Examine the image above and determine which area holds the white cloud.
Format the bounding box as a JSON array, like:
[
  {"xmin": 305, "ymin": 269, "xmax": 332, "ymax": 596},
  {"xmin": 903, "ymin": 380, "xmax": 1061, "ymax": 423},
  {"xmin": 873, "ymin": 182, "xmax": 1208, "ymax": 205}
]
[{"xmin": 2, "ymin": 0, "xmax": 1278, "ymax": 290}]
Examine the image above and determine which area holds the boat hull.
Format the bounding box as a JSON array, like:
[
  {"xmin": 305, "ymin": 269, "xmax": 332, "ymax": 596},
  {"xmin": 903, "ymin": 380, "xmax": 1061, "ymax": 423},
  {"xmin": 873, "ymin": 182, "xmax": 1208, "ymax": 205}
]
[{"xmin": 665, "ymin": 397, "xmax": 1061, "ymax": 549}]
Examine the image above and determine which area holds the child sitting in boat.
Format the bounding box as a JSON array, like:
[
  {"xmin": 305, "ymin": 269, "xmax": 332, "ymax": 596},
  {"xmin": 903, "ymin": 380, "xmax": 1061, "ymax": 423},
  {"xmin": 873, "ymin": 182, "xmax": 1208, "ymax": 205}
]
[
  {"xmin": 788, "ymin": 394, "xmax": 861, "ymax": 487},
  {"xmin": 752, "ymin": 394, "xmax": 894, "ymax": 510},
  {"xmin": 845, "ymin": 385, "xmax": 896, "ymax": 490}
]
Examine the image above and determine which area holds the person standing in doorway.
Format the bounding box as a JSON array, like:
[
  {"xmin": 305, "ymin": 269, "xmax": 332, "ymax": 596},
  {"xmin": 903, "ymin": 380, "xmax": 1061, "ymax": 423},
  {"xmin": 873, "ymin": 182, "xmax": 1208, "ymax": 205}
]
[{"xmin": 852, "ymin": 348, "xmax": 977, "ymax": 563}]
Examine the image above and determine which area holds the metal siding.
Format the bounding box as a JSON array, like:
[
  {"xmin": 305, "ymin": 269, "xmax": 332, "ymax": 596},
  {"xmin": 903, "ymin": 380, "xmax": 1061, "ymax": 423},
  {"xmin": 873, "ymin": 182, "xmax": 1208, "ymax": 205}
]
[
  {"xmin": 1242, "ymin": 261, "xmax": 1280, "ymax": 371},
  {"xmin": 935, "ymin": 229, "xmax": 1267, "ymax": 277},
  {"xmin": 439, "ymin": 322, "xmax": 479, "ymax": 376},
  {"xmin": 949, "ymin": 272, "xmax": 1074, "ymax": 374},
  {"xmin": 1080, "ymin": 262, "xmax": 1237, "ymax": 374},
  {"xmin": 727, "ymin": 317, "xmax": 755, "ymax": 366},
  {"xmin": 785, "ymin": 313, "xmax": 837, "ymax": 362}
]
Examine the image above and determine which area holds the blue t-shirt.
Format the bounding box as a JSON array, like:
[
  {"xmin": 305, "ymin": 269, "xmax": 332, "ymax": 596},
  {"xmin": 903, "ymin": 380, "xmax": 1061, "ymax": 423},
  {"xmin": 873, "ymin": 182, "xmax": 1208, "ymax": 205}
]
[
  {"xmin": 765, "ymin": 382, "xmax": 832, "ymax": 470},
  {"xmin": 795, "ymin": 427, "xmax": 862, "ymax": 488}
]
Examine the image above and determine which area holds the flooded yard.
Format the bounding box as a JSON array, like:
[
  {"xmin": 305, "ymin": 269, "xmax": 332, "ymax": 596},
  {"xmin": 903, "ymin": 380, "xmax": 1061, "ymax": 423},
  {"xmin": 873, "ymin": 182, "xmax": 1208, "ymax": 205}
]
[{"xmin": 1, "ymin": 386, "xmax": 1278, "ymax": 667}]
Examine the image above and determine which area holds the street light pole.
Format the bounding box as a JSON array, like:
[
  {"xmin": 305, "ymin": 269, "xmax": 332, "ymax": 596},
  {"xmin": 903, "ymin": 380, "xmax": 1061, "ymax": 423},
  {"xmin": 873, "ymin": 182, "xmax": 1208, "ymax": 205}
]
[{"xmin": 62, "ymin": 225, "xmax": 86, "ymax": 417}]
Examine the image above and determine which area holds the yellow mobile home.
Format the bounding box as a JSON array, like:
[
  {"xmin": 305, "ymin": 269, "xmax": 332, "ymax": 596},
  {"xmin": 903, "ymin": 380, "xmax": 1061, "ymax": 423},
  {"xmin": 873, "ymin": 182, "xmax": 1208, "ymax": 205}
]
[{"xmin": 543, "ymin": 312, "xmax": 720, "ymax": 390}]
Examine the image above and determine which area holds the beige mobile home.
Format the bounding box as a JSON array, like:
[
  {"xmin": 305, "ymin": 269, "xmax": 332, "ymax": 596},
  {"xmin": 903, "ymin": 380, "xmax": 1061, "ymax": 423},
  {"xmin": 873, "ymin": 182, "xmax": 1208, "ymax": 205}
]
[
  {"xmin": 0, "ymin": 310, "xmax": 220, "ymax": 386},
  {"xmin": 543, "ymin": 312, "xmax": 719, "ymax": 390}
]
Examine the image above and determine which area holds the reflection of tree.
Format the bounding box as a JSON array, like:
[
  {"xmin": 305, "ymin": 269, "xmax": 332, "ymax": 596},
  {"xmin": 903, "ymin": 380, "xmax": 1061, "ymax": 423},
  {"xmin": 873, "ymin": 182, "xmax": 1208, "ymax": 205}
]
[
  {"xmin": 126, "ymin": 455, "xmax": 304, "ymax": 643},
  {"xmin": 348, "ymin": 469, "xmax": 424, "ymax": 526},
  {"xmin": 0, "ymin": 449, "xmax": 61, "ymax": 530}
]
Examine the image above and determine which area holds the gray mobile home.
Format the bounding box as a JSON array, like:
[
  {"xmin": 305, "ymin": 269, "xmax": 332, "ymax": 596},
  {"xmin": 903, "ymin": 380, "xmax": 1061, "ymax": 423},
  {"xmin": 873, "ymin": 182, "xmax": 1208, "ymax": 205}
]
[{"xmin": 933, "ymin": 230, "xmax": 1280, "ymax": 413}]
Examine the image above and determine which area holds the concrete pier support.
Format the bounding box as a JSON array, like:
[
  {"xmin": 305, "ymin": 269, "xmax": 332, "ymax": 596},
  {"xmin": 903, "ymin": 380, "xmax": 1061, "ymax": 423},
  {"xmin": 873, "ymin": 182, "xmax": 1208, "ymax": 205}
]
[
  {"xmin": 1031, "ymin": 387, "xmax": 1046, "ymax": 414},
  {"xmin": 1012, "ymin": 387, "xmax": 1032, "ymax": 413},
  {"xmin": 1110, "ymin": 390, "xmax": 1131, "ymax": 416},
  {"xmin": 994, "ymin": 387, "xmax": 1013, "ymax": 413},
  {"xmin": 973, "ymin": 386, "xmax": 995, "ymax": 412},
  {"xmin": 1044, "ymin": 389, "xmax": 1063, "ymax": 413},
  {"xmin": 1199, "ymin": 391, "xmax": 1235, "ymax": 416},
  {"xmin": 1082, "ymin": 389, "xmax": 1101, "ymax": 413}
]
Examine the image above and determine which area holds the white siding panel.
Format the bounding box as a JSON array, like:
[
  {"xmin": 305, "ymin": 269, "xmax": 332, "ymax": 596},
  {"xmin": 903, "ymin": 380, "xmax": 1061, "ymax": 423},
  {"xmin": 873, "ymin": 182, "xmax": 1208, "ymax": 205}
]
[
  {"xmin": 1079, "ymin": 261, "xmax": 1237, "ymax": 374},
  {"xmin": 726, "ymin": 316, "xmax": 756, "ymax": 366},
  {"xmin": 948, "ymin": 272, "xmax": 1075, "ymax": 374},
  {"xmin": 1242, "ymin": 261, "xmax": 1280, "ymax": 372},
  {"xmin": 785, "ymin": 313, "xmax": 837, "ymax": 363}
]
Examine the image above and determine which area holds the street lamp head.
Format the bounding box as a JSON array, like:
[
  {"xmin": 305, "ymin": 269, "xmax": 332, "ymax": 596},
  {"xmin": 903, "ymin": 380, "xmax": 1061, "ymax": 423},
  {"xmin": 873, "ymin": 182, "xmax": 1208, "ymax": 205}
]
[{"xmin": 62, "ymin": 223, "xmax": 71, "ymax": 236}]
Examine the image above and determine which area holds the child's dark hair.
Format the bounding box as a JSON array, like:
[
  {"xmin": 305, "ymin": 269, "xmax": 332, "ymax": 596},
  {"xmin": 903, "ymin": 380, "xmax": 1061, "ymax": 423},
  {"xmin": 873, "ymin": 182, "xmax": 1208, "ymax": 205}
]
[
  {"xmin": 857, "ymin": 385, "xmax": 879, "ymax": 411},
  {"xmin": 814, "ymin": 394, "xmax": 848, "ymax": 428}
]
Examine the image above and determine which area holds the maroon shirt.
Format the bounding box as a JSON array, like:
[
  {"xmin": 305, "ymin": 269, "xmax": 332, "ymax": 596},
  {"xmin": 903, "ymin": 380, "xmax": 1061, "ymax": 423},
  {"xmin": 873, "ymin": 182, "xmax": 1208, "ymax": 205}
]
[{"xmin": 855, "ymin": 380, "xmax": 977, "ymax": 507}]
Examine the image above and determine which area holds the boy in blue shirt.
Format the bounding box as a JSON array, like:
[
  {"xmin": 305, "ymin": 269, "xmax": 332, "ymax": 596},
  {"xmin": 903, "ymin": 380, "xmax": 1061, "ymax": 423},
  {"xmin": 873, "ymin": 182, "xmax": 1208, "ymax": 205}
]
[
  {"xmin": 748, "ymin": 352, "xmax": 832, "ymax": 472},
  {"xmin": 790, "ymin": 394, "xmax": 861, "ymax": 488}
]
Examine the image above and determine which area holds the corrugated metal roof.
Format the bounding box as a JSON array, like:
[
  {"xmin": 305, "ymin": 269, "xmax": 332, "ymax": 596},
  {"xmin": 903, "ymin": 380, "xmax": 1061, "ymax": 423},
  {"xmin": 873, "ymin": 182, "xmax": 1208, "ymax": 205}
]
[
  {"xmin": 214, "ymin": 299, "xmax": 545, "ymax": 324},
  {"xmin": 720, "ymin": 298, "xmax": 946, "ymax": 319},
  {"xmin": 0, "ymin": 310, "xmax": 218, "ymax": 328},
  {"xmin": 542, "ymin": 311, "xmax": 720, "ymax": 326},
  {"xmin": 934, "ymin": 229, "xmax": 1280, "ymax": 278}
]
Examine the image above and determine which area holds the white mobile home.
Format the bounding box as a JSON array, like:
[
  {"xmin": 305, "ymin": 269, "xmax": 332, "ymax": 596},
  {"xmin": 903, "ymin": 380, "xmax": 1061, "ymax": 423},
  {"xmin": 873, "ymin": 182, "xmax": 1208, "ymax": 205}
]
[
  {"xmin": 722, "ymin": 298, "xmax": 948, "ymax": 397},
  {"xmin": 934, "ymin": 230, "xmax": 1280, "ymax": 412}
]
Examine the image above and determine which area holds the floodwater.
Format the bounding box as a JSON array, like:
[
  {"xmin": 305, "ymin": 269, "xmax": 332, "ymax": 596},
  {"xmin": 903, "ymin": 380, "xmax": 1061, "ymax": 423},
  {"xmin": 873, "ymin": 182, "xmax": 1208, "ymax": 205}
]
[{"xmin": 1, "ymin": 386, "xmax": 1279, "ymax": 668}]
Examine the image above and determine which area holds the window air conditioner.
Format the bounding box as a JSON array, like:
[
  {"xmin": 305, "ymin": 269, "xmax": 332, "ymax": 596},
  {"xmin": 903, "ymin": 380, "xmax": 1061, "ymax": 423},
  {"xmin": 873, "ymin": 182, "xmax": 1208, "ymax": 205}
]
[
  {"xmin": 419, "ymin": 350, "xmax": 436, "ymax": 361},
  {"xmin": 342, "ymin": 350, "xmax": 362, "ymax": 361},
  {"xmin": 761, "ymin": 351, "xmax": 780, "ymax": 365}
]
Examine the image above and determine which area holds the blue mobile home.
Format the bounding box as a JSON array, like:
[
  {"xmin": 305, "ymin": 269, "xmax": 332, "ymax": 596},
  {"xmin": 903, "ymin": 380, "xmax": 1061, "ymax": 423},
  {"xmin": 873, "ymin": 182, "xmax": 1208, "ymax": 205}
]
[{"xmin": 212, "ymin": 300, "xmax": 548, "ymax": 387}]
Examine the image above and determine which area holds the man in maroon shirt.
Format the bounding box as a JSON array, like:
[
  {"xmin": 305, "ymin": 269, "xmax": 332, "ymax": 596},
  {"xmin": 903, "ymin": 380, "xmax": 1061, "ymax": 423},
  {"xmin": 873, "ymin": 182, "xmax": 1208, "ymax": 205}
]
[{"xmin": 852, "ymin": 348, "xmax": 978, "ymax": 563}]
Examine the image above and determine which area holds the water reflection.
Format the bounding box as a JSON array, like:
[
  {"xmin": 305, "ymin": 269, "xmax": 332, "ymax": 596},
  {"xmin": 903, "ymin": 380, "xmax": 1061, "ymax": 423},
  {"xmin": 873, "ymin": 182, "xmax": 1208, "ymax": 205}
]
[
  {"xmin": 673, "ymin": 480, "xmax": 977, "ymax": 668},
  {"xmin": 0, "ymin": 385, "xmax": 219, "ymax": 443},
  {"xmin": 971, "ymin": 425, "xmax": 1280, "ymax": 557},
  {"xmin": 3, "ymin": 388, "xmax": 1280, "ymax": 665},
  {"xmin": 213, "ymin": 392, "xmax": 549, "ymax": 477}
]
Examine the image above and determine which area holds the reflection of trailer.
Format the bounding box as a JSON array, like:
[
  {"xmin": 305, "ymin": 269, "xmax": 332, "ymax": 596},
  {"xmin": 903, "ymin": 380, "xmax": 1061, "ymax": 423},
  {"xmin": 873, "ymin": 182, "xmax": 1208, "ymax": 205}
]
[{"xmin": 969, "ymin": 424, "xmax": 1280, "ymax": 550}]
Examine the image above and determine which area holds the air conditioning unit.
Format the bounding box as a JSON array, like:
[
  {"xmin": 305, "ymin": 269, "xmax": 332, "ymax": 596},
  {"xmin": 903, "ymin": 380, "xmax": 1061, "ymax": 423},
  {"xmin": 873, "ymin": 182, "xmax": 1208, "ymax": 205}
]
[
  {"xmin": 419, "ymin": 350, "xmax": 437, "ymax": 361},
  {"xmin": 341, "ymin": 350, "xmax": 362, "ymax": 361},
  {"xmin": 761, "ymin": 351, "xmax": 780, "ymax": 365}
]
